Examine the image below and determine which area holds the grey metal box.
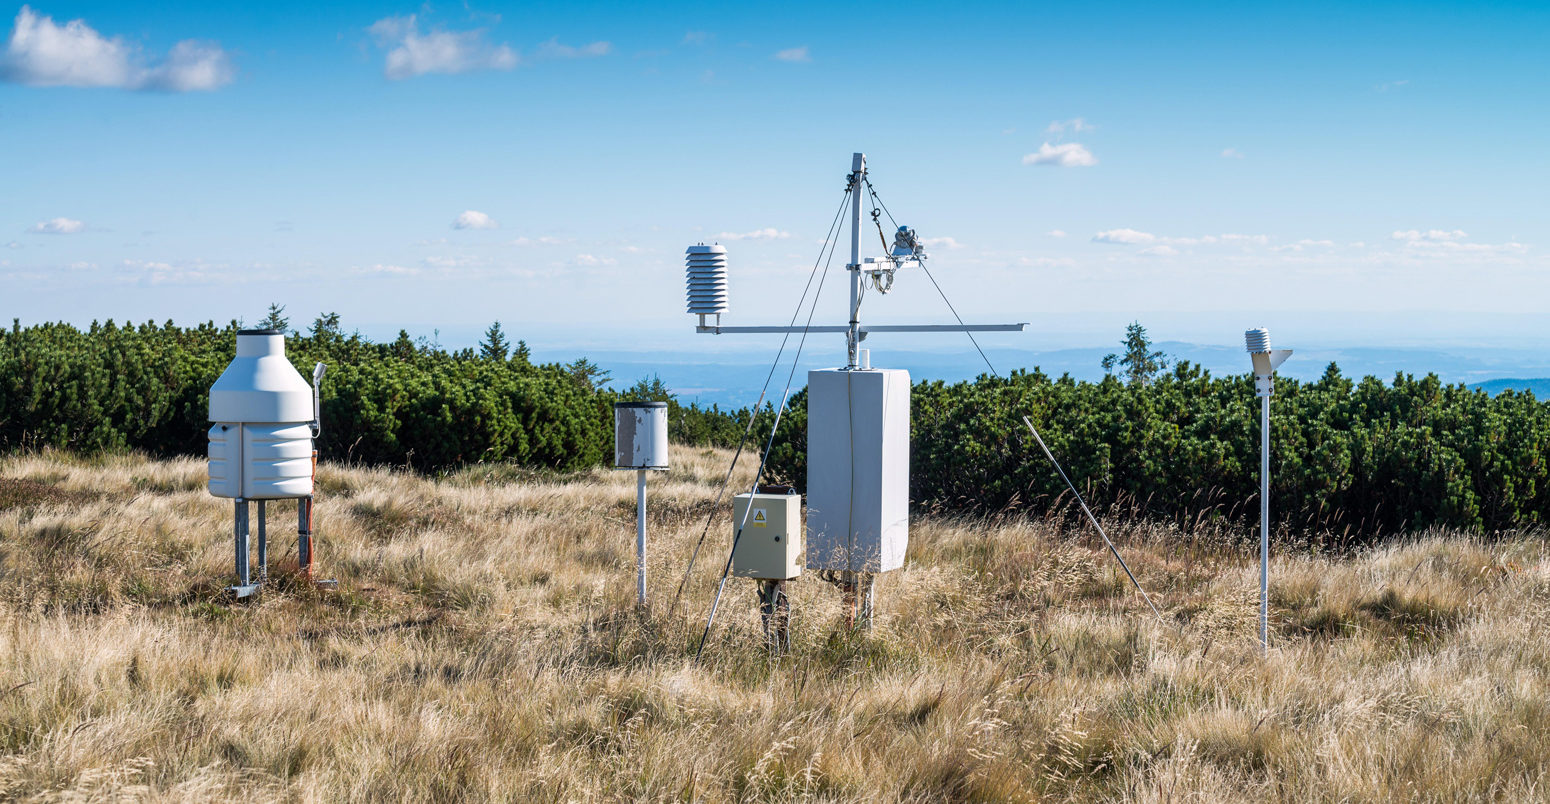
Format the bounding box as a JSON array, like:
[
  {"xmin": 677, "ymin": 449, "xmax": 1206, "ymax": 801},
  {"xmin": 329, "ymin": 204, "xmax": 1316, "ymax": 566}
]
[
  {"xmin": 804, "ymin": 368, "xmax": 910, "ymax": 572},
  {"xmin": 731, "ymin": 492, "xmax": 803, "ymax": 580}
]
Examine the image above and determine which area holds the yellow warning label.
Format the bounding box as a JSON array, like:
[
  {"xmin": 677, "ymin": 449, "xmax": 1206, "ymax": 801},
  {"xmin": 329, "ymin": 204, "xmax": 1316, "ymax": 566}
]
[{"xmin": 752, "ymin": 509, "xmax": 768, "ymax": 526}]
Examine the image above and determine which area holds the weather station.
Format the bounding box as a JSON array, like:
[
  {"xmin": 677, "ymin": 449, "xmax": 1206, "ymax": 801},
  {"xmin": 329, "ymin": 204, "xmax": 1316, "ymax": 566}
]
[{"xmin": 682, "ymin": 153, "xmax": 1029, "ymax": 649}]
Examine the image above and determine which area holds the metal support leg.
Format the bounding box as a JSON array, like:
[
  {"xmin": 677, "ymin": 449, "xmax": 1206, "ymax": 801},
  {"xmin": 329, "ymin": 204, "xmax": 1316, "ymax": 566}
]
[
  {"xmin": 758, "ymin": 580, "xmax": 791, "ymax": 653},
  {"xmin": 636, "ymin": 469, "xmax": 648, "ymax": 607},
  {"xmin": 859, "ymin": 573, "xmax": 875, "ymax": 629},
  {"xmin": 230, "ymin": 499, "xmax": 260, "ymax": 598},
  {"xmin": 298, "ymin": 495, "xmax": 313, "ymax": 577},
  {"xmin": 256, "ymin": 500, "xmax": 267, "ymax": 584},
  {"xmin": 235, "ymin": 500, "xmax": 249, "ymax": 585}
]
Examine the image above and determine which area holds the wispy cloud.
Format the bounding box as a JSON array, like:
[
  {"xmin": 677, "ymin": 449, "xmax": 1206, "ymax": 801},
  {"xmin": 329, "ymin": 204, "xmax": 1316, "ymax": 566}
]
[
  {"xmin": 1, "ymin": 6, "xmax": 233, "ymax": 91},
  {"xmin": 1092, "ymin": 228, "xmax": 1154, "ymax": 245},
  {"xmin": 356, "ymin": 263, "xmax": 420, "ymax": 276},
  {"xmin": 1138, "ymin": 245, "xmax": 1179, "ymax": 257},
  {"xmin": 1376, "ymin": 79, "xmax": 1409, "ymax": 92},
  {"xmin": 1221, "ymin": 147, "xmax": 1244, "ymax": 159},
  {"xmin": 509, "ymin": 235, "xmax": 567, "ymax": 246},
  {"xmin": 773, "ymin": 46, "xmax": 809, "ymax": 63},
  {"xmin": 1045, "ymin": 118, "xmax": 1092, "ymax": 135},
  {"xmin": 1392, "ymin": 229, "xmax": 1467, "ymax": 242},
  {"xmin": 681, "ymin": 31, "xmax": 712, "ymax": 45},
  {"xmin": 714, "ymin": 228, "xmax": 790, "ymax": 241},
  {"xmin": 920, "ymin": 236, "xmax": 963, "ymax": 249},
  {"xmin": 367, "ymin": 15, "xmax": 516, "ymax": 79},
  {"xmin": 452, "ymin": 210, "xmax": 498, "ymax": 230},
  {"xmin": 1046, "ymin": 229, "xmax": 1067, "ymax": 238},
  {"xmin": 1022, "ymin": 142, "xmax": 1097, "ymax": 167},
  {"xmin": 570, "ymin": 253, "xmax": 617, "ymax": 266},
  {"xmin": 29, "ymin": 217, "xmax": 85, "ymax": 234},
  {"xmin": 535, "ymin": 38, "xmax": 611, "ymax": 59}
]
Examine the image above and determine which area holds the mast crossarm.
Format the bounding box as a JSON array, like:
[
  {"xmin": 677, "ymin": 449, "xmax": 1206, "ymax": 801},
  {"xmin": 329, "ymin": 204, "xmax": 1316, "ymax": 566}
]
[{"xmin": 695, "ymin": 323, "xmax": 1028, "ymax": 335}]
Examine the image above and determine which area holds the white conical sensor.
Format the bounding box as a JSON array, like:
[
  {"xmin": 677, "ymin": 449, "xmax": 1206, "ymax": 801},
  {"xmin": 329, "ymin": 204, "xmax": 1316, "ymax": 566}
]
[{"xmin": 686, "ymin": 244, "xmax": 729, "ymax": 314}]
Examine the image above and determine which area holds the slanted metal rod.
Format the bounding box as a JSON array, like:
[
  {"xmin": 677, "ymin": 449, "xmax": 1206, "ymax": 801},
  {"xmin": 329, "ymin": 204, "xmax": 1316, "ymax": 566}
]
[{"xmin": 1021, "ymin": 416, "xmax": 1163, "ymax": 620}]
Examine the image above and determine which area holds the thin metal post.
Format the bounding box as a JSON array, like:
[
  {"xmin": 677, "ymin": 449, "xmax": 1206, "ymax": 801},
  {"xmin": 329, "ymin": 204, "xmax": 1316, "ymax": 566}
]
[
  {"xmin": 1260, "ymin": 394, "xmax": 1270, "ymax": 656},
  {"xmin": 298, "ymin": 496, "xmax": 312, "ymax": 575},
  {"xmin": 234, "ymin": 499, "xmax": 249, "ymax": 586},
  {"xmin": 637, "ymin": 469, "xmax": 648, "ymax": 606},
  {"xmin": 256, "ymin": 500, "xmax": 267, "ymax": 584},
  {"xmin": 847, "ymin": 152, "xmax": 864, "ymax": 369}
]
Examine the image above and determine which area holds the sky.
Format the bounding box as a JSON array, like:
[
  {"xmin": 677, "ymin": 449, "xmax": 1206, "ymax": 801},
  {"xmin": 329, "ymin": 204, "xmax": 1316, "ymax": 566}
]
[{"xmin": 3, "ymin": 1, "xmax": 1549, "ymax": 370}]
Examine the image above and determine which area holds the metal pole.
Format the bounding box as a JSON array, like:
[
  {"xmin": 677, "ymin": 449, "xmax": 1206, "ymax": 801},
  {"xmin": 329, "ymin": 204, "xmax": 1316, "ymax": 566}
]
[
  {"xmin": 637, "ymin": 469, "xmax": 648, "ymax": 606},
  {"xmin": 1260, "ymin": 394, "xmax": 1270, "ymax": 656},
  {"xmin": 234, "ymin": 499, "xmax": 249, "ymax": 586},
  {"xmin": 298, "ymin": 496, "xmax": 312, "ymax": 576},
  {"xmin": 847, "ymin": 152, "xmax": 864, "ymax": 369},
  {"xmin": 256, "ymin": 500, "xmax": 267, "ymax": 584}
]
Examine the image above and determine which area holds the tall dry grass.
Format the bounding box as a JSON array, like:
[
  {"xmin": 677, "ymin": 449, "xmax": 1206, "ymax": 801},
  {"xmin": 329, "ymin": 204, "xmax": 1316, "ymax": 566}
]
[{"xmin": 0, "ymin": 447, "xmax": 1547, "ymax": 801}]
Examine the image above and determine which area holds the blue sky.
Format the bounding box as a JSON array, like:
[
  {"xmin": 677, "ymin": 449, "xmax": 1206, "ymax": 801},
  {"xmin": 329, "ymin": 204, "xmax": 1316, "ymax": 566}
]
[{"xmin": 3, "ymin": 1, "xmax": 1548, "ymax": 362}]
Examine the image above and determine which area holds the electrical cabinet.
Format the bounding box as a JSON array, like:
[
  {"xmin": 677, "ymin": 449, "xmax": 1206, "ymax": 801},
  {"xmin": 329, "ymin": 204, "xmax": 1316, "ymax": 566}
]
[
  {"xmin": 804, "ymin": 368, "xmax": 910, "ymax": 573},
  {"xmin": 731, "ymin": 492, "xmax": 803, "ymax": 580}
]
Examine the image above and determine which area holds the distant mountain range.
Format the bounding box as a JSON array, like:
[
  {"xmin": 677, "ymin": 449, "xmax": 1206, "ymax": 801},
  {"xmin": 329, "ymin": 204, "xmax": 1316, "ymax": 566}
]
[
  {"xmin": 578, "ymin": 341, "xmax": 1550, "ymax": 408},
  {"xmin": 1467, "ymin": 379, "xmax": 1550, "ymax": 397}
]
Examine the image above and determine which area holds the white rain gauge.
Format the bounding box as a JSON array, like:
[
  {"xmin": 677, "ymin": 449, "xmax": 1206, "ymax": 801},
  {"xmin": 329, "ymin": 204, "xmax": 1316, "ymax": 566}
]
[
  {"xmin": 690, "ymin": 153, "xmax": 1028, "ymax": 629},
  {"xmin": 207, "ymin": 329, "xmax": 331, "ymax": 598}
]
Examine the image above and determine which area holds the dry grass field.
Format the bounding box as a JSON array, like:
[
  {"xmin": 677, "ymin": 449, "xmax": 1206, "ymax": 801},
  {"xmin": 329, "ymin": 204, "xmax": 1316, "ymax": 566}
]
[{"xmin": 1, "ymin": 447, "xmax": 1548, "ymax": 801}]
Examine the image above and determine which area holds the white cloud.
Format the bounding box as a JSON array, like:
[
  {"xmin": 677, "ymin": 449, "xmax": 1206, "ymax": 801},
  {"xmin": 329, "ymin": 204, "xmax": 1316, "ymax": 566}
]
[
  {"xmin": 1, "ymin": 6, "xmax": 233, "ymax": 91},
  {"xmin": 1045, "ymin": 118, "xmax": 1092, "ymax": 135},
  {"xmin": 535, "ymin": 38, "xmax": 611, "ymax": 59},
  {"xmin": 29, "ymin": 217, "xmax": 85, "ymax": 234},
  {"xmin": 1092, "ymin": 228, "xmax": 1155, "ymax": 245},
  {"xmin": 1221, "ymin": 148, "xmax": 1244, "ymax": 159},
  {"xmin": 509, "ymin": 235, "xmax": 567, "ymax": 246},
  {"xmin": 1392, "ymin": 229, "xmax": 1467, "ymax": 242},
  {"xmin": 571, "ymin": 253, "xmax": 617, "ymax": 266},
  {"xmin": 5, "ymin": 240, "xmax": 21, "ymax": 248},
  {"xmin": 1022, "ymin": 142, "xmax": 1097, "ymax": 167},
  {"xmin": 1218, "ymin": 233, "xmax": 1270, "ymax": 245},
  {"xmin": 452, "ymin": 210, "xmax": 498, "ymax": 230},
  {"xmin": 1046, "ymin": 229, "xmax": 1067, "ymax": 238},
  {"xmin": 714, "ymin": 228, "xmax": 790, "ymax": 241},
  {"xmin": 773, "ymin": 46, "xmax": 809, "ymax": 62},
  {"xmin": 368, "ymin": 15, "xmax": 517, "ymax": 80},
  {"xmin": 358, "ymin": 263, "xmax": 419, "ymax": 276},
  {"xmin": 682, "ymin": 31, "xmax": 712, "ymax": 45},
  {"xmin": 920, "ymin": 236, "xmax": 963, "ymax": 249},
  {"xmin": 1377, "ymin": 79, "xmax": 1409, "ymax": 92},
  {"xmin": 1138, "ymin": 245, "xmax": 1179, "ymax": 257},
  {"xmin": 1272, "ymin": 239, "xmax": 1336, "ymax": 252}
]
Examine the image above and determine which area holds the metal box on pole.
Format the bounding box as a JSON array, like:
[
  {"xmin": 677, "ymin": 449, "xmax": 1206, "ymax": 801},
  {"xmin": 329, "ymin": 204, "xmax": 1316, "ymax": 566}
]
[
  {"xmin": 615, "ymin": 401, "xmax": 669, "ymax": 606},
  {"xmin": 731, "ymin": 491, "xmax": 803, "ymax": 580}
]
